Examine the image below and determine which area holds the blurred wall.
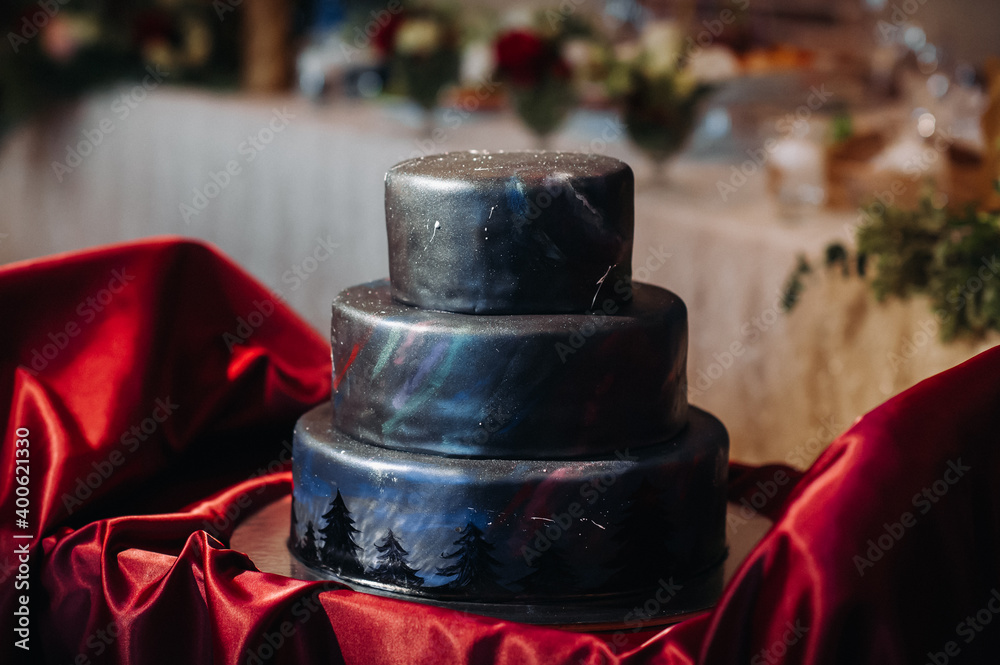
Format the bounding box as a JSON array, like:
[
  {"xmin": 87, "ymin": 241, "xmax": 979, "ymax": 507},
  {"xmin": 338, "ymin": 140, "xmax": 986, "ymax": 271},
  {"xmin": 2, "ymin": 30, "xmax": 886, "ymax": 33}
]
[{"xmin": 917, "ymin": 0, "xmax": 1000, "ymax": 67}]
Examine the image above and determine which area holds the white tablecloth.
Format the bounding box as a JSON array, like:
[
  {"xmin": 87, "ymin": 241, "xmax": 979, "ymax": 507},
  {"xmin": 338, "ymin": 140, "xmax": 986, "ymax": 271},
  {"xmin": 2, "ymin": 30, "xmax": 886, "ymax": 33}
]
[{"xmin": 1, "ymin": 88, "xmax": 993, "ymax": 465}]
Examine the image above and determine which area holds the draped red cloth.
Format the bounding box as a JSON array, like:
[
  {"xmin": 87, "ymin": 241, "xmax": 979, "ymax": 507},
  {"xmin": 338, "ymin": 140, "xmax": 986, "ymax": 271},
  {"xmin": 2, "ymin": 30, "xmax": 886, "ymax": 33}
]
[{"xmin": 2, "ymin": 237, "xmax": 999, "ymax": 664}]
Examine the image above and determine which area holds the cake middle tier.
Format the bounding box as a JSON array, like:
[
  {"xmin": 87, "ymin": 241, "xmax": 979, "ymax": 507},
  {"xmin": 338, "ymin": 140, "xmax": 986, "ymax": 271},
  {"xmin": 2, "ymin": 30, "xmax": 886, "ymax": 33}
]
[{"xmin": 331, "ymin": 279, "xmax": 688, "ymax": 459}]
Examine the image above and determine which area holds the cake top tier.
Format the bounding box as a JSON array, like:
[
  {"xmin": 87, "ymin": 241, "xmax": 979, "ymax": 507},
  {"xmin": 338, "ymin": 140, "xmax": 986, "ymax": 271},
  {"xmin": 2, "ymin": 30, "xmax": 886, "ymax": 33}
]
[{"xmin": 385, "ymin": 150, "xmax": 634, "ymax": 314}]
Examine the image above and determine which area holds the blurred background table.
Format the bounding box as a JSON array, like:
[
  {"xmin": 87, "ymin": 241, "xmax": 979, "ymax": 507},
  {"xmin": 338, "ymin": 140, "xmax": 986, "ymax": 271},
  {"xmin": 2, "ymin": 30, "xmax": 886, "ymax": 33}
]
[{"xmin": 2, "ymin": 89, "xmax": 992, "ymax": 465}]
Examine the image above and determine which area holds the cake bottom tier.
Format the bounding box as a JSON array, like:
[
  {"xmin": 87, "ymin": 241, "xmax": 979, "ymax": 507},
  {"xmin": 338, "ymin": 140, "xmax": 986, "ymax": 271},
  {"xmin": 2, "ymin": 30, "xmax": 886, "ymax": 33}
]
[{"xmin": 290, "ymin": 403, "xmax": 729, "ymax": 624}]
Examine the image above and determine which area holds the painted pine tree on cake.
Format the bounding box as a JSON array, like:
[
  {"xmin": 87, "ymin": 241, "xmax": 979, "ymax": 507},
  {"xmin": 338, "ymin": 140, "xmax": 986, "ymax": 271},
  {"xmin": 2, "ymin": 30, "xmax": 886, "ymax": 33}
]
[
  {"xmin": 369, "ymin": 529, "xmax": 423, "ymax": 589},
  {"xmin": 602, "ymin": 478, "xmax": 676, "ymax": 590},
  {"xmin": 436, "ymin": 522, "xmax": 506, "ymax": 596},
  {"xmin": 318, "ymin": 490, "xmax": 364, "ymax": 577},
  {"xmin": 299, "ymin": 520, "xmax": 320, "ymax": 563},
  {"xmin": 516, "ymin": 545, "xmax": 579, "ymax": 596}
]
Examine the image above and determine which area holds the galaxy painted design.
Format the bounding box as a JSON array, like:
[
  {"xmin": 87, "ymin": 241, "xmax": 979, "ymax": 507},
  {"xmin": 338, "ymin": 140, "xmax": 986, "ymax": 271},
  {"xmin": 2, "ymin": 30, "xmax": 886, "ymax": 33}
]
[
  {"xmin": 385, "ymin": 151, "xmax": 634, "ymax": 315},
  {"xmin": 330, "ymin": 280, "xmax": 688, "ymax": 459},
  {"xmin": 290, "ymin": 150, "xmax": 730, "ymax": 622},
  {"xmin": 291, "ymin": 404, "xmax": 728, "ymax": 605}
]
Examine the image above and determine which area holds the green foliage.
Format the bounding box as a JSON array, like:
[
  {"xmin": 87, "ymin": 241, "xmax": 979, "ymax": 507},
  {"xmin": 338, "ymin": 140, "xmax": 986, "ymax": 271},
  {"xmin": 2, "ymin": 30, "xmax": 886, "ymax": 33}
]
[
  {"xmin": 620, "ymin": 76, "xmax": 710, "ymax": 163},
  {"xmin": 781, "ymin": 255, "xmax": 811, "ymax": 312},
  {"xmin": 856, "ymin": 192, "xmax": 1000, "ymax": 340},
  {"xmin": 379, "ymin": 3, "xmax": 462, "ymax": 111},
  {"xmin": 606, "ymin": 31, "xmax": 712, "ymax": 165},
  {"xmin": 830, "ymin": 112, "xmax": 853, "ymax": 145},
  {"xmin": 788, "ymin": 190, "xmax": 1000, "ymax": 341},
  {"xmin": 824, "ymin": 242, "xmax": 849, "ymax": 276},
  {"xmin": 393, "ymin": 47, "xmax": 461, "ymax": 110},
  {"xmin": 510, "ymin": 75, "xmax": 575, "ymax": 138},
  {"xmin": 856, "ymin": 194, "xmax": 945, "ymax": 302},
  {"xmin": 926, "ymin": 207, "xmax": 1000, "ymax": 339}
]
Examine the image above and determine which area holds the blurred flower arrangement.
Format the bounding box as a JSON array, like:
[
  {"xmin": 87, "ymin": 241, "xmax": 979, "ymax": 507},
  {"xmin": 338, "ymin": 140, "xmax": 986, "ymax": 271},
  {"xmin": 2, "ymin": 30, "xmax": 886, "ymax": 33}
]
[
  {"xmin": 371, "ymin": 3, "xmax": 461, "ymax": 118},
  {"xmin": 606, "ymin": 21, "xmax": 714, "ymax": 174},
  {"xmin": 0, "ymin": 0, "xmax": 725, "ymax": 154},
  {"xmin": 493, "ymin": 13, "xmax": 599, "ymax": 145},
  {"xmin": 0, "ymin": 0, "xmax": 240, "ymax": 134}
]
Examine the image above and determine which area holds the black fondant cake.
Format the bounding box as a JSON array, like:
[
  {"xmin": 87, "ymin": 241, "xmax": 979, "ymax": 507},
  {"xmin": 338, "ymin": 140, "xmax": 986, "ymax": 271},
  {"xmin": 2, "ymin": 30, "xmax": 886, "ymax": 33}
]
[
  {"xmin": 385, "ymin": 151, "xmax": 634, "ymax": 314},
  {"xmin": 290, "ymin": 150, "xmax": 729, "ymax": 624},
  {"xmin": 329, "ymin": 279, "xmax": 688, "ymax": 458}
]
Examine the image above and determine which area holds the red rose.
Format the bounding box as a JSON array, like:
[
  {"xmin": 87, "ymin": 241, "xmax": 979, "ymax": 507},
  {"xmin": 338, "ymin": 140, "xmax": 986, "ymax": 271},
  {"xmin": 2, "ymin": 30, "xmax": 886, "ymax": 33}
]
[
  {"xmin": 372, "ymin": 11, "xmax": 404, "ymax": 55},
  {"xmin": 133, "ymin": 9, "xmax": 175, "ymax": 48},
  {"xmin": 495, "ymin": 29, "xmax": 548, "ymax": 87},
  {"xmin": 550, "ymin": 56, "xmax": 571, "ymax": 80},
  {"xmin": 8, "ymin": 6, "xmax": 51, "ymax": 34}
]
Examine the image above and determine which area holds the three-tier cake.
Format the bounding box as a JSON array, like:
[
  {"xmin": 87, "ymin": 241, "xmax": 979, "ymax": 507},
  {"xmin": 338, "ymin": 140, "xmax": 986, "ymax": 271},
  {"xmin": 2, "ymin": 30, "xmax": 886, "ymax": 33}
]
[{"xmin": 290, "ymin": 151, "xmax": 729, "ymax": 624}]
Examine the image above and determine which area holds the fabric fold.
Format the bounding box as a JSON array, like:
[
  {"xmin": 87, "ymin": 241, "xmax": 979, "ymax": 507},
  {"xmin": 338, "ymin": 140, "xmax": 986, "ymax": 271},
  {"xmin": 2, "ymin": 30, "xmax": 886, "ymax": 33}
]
[{"xmin": 3, "ymin": 238, "xmax": 999, "ymax": 664}]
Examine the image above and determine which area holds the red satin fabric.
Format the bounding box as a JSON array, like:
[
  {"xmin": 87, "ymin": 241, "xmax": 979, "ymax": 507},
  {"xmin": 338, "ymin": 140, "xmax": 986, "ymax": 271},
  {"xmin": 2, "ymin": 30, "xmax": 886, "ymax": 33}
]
[{"xmin": 3, "ymin": 237, "xmax": 1000, "ymax": 664}]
